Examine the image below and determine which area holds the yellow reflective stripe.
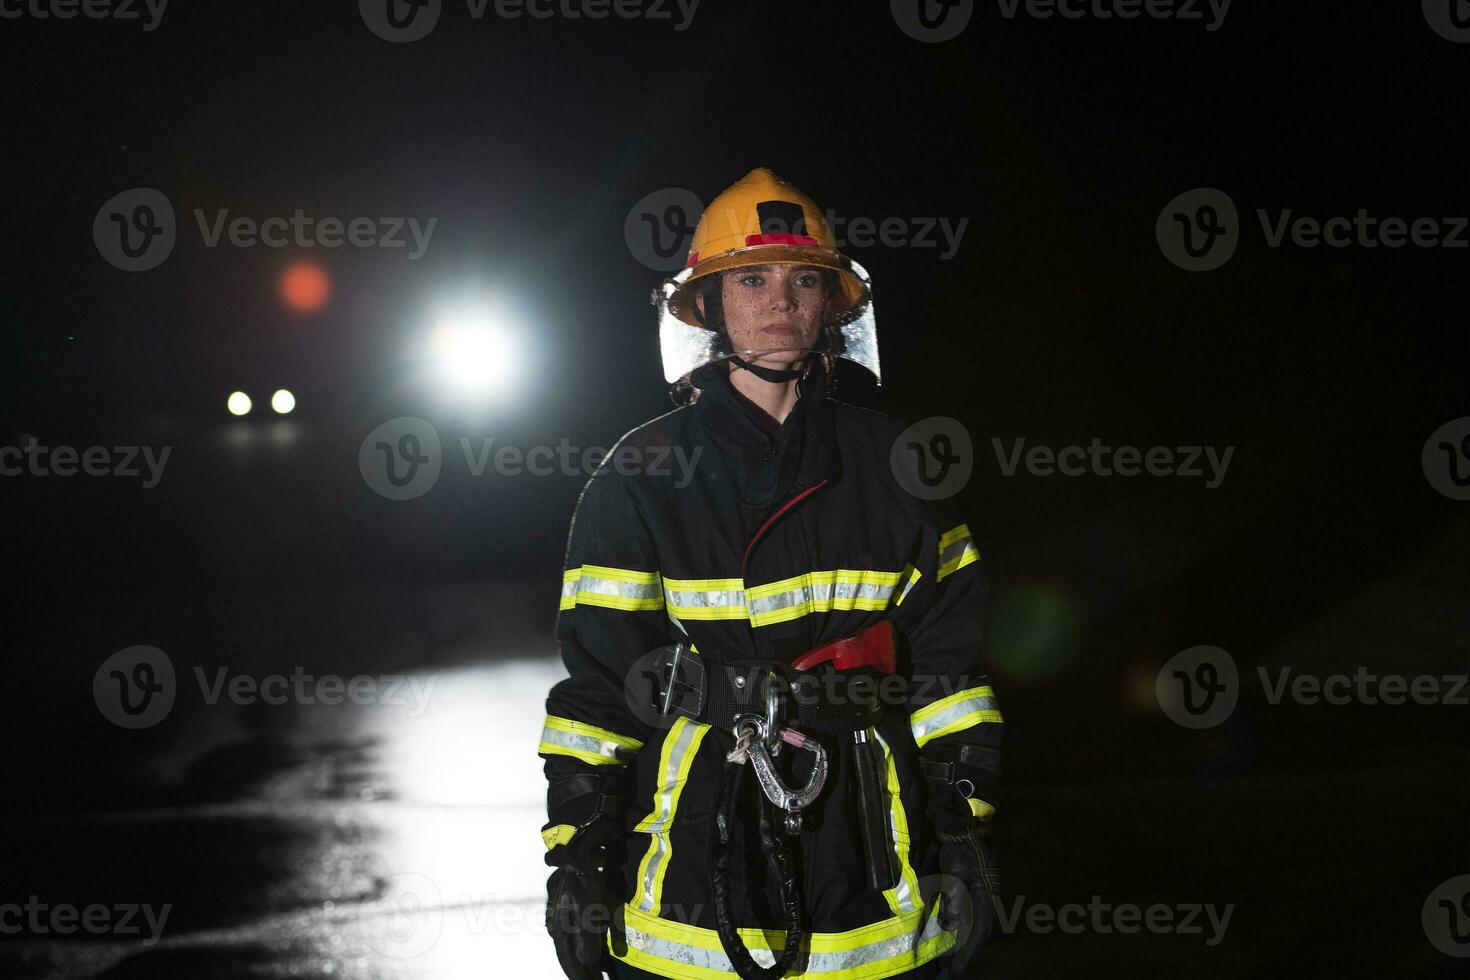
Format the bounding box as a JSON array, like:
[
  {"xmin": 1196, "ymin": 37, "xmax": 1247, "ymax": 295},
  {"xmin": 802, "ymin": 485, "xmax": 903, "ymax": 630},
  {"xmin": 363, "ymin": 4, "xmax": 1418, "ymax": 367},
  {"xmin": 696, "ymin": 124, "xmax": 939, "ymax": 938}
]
[
  {"xmin": 894, "ymin": 564, "xmax": 922, "ymax": 608},
  {"xmin": 873, "ymin": 729, "xmax": 923, "ymax": 919},
  {"xmin": 936, "ymin": 524, "xmax": 979, "ymax": 582},
  {"xmin": 662, "ymin": 577, "xmax": 747, "ymax": 621},
  {"xmin": 969, "ymin": 798, "xmax": 996, "ymax": 821},
  {"xmin": 542, "ymin": 824, "xmax": 578, "ymax": 850},
  {"xmin": 632, "ymin": 717, "xmax": 710, "ymax": 914},
  {"xmin": 746, "ymin": 569, "xmax": 904, "ymax": 627},
  {"xmin": 611, "ymin": 897, "xmax": 954, "ymax": 979},
  {"xmin": 538, "ymin": 715, "xmax": 645, "ymax": 765},
  {"xmin": 909, "ymin": 685, "xmax": 1002, "ymax": 748},
  {"xmin": 562, "ymin": 565, "xmax": 664, "ymax": 612}
]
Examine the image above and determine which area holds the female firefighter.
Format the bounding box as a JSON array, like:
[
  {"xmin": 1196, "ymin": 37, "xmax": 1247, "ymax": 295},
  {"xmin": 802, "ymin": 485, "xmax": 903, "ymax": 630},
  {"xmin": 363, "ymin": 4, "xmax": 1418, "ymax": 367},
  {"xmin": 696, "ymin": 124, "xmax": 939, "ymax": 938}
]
[{"xmin": 540, "ymin": 168, "xmax": 1003, "ymax": 980}]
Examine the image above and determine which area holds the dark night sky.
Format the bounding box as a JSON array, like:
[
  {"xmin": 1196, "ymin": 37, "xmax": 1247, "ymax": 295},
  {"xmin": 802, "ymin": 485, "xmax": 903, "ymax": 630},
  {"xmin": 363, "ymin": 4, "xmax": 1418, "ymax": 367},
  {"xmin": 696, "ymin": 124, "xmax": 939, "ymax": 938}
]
[
  {"xmin": 0, "ymin": 2, "xmax": 1462, "ymax": 609},
  {"xmin": 0, "ymin": 3, "xmax": 1464, "ymax": 623}
]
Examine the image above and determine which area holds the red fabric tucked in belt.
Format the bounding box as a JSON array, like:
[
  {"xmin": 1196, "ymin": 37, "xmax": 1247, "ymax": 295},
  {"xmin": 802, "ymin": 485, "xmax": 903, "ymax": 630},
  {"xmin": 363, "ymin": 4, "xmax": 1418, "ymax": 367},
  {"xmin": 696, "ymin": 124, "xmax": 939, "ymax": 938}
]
[{"xmin": 789, "ymin": 620, "xmax": 896, "ymax": 675}]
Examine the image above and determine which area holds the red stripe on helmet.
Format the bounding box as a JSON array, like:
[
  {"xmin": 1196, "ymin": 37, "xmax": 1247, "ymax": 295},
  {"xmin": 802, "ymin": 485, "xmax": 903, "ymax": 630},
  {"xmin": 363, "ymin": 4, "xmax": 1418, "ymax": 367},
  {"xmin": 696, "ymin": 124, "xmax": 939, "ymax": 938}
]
[{"xmin": 744, "ymin": 233, "xmax": 819, "ymax": 248}]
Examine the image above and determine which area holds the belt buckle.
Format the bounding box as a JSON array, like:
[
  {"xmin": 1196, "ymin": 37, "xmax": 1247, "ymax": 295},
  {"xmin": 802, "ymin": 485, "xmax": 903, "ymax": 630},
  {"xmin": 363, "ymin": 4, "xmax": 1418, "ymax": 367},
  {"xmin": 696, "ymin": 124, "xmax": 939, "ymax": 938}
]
[{"xmin": 652, "ymin": 643, "xmax": 705, "ymax": 721}]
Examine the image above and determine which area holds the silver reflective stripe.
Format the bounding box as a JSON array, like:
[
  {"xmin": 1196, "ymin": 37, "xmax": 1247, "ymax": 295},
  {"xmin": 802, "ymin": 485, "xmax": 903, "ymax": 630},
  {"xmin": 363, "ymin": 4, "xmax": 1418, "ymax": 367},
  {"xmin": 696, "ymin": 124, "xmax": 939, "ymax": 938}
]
[
  {"xmin": 570, "ymin": 570, "xmax": 663, "ymax": 609},
  {"xmin": 635, "ymin": 719, "xmax": 705, "ymax": 912},
  {"xmin": 622, "ymin": 904, "xmax": 949, "ymax": 974},
  {"xmin": 910, "ymin": 688, "xmax": 1000, "ymax": 747},
  {"xmin": 895, "ymin": 566, "xmax": 921, "ymax": 607},
  {"xmin": 746, "ymin": 578, "xmax": 896, "ymax": 619},
  {"xmin": 936, "ymin": 526, "xmax": 979, "ymax": 581},
  {"xmin": 663, "ymin": 582, "xmax": 746, "ymax": 615},
  {"xmin": 538, "ymin": 722, "xmax": 637, "ymax": 764},
  {"xmin": 871, "ymin": 729, "xmax": 918, "ymax": 914}
]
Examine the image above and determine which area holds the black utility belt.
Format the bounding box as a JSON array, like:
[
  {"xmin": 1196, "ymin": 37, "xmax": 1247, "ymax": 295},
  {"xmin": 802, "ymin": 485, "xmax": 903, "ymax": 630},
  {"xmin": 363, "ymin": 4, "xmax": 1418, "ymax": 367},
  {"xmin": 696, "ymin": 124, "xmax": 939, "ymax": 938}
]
[{"xmin": 640, "ymin": 643, "xmax": 901, "ymax": 736}]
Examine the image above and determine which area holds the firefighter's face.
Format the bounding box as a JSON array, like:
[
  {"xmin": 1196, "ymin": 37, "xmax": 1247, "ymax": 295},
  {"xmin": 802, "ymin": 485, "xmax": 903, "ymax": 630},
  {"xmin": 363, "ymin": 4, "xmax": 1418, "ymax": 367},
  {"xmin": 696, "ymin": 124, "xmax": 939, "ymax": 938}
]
[{"xmin": 703, "ymin": 264, "xmax": 829, "ymax": 371}]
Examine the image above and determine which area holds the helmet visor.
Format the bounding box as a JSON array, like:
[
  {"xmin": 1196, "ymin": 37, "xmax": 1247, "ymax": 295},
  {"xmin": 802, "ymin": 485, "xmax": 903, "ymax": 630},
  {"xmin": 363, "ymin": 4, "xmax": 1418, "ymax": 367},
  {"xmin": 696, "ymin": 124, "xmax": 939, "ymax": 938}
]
[{"xmin": 654, "ymin": 258, "xmax": 880, "ymax": 385}]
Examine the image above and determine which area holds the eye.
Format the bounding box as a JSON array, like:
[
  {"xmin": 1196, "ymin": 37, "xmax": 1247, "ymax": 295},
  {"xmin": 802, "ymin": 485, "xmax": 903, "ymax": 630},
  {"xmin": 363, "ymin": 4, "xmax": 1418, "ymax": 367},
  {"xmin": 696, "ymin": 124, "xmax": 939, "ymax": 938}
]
[
  {"xmin": 794, "ymin": 273, "xmax": 820, "ymax": 288},
  {"xmin": 738, "ymin": 273, "xmax": 764, "ymax": 287}
]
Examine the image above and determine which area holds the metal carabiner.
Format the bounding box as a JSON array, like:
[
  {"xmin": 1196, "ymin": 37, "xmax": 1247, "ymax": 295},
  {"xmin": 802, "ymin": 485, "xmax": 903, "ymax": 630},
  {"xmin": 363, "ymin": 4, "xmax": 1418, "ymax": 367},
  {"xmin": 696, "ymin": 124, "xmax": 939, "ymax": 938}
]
[{"xmin": 731, "ymin": 714, "xmax": 828, "ymax": 821}]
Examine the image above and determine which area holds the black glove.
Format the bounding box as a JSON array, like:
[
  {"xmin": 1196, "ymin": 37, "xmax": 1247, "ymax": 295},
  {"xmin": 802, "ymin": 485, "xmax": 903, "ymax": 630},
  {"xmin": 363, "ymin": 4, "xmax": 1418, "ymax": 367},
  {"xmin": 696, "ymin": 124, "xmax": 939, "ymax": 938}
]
[
  {"xmin": 927, "ymin": 784, "xmax": 1001, "ymax": 974},
  {"xmin": 546, "ymin": 859, "xmax": 610, "ymax": 980},
  {"xmin": 936, "ymin": 821, "xmax": 1000, "ymax": 973},
  {"xmin": 544, "ymin": 771, "xmax": 625, "ymax": 980}
]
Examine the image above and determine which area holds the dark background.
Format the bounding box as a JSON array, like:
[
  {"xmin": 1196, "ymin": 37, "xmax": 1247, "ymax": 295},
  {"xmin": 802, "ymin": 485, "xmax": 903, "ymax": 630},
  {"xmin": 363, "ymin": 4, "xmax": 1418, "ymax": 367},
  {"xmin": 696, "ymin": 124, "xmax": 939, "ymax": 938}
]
[{"xmin": 2, "ymin": 2, "xmax": 1467, "ymax": 977}]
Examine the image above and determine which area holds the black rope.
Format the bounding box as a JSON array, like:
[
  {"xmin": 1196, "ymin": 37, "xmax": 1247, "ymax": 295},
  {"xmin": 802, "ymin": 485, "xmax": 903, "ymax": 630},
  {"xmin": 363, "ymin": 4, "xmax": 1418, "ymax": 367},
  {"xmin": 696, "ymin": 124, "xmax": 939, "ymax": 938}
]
[{"xmin": 709, "ymin": 755, "xmax": 805, "ymax": 979}]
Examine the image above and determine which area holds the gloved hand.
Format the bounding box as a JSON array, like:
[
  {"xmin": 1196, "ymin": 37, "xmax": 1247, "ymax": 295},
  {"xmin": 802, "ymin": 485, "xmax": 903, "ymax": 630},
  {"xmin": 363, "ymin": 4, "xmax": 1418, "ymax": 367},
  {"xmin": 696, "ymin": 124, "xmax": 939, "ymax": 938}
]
[
  {"xmin": 927, "ymin": 785, "xmax": 1001, "ymax": 974},
  {"xmin": 936, "ymin": 821, "xmax": 1000, "ymax": 973},
  {"xmin": 544, "ymin": 810, "xmax": 616, "ymax": 980}
]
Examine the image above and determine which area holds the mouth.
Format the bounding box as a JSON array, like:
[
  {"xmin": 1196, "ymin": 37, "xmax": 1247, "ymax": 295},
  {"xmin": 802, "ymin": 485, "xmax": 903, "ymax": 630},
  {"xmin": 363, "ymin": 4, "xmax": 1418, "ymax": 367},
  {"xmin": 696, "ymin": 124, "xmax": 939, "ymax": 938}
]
[{"xmin": 761, "ymin": 323, "xmax": 797, "ymax": 336}]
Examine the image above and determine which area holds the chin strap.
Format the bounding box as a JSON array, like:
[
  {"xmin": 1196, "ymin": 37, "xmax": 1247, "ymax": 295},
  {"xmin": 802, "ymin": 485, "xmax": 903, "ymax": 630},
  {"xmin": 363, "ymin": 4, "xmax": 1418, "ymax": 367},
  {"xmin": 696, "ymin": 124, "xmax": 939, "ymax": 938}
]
[{"xmin": 731, "ymin": 355, "xmax": 806, "ymax": 383}]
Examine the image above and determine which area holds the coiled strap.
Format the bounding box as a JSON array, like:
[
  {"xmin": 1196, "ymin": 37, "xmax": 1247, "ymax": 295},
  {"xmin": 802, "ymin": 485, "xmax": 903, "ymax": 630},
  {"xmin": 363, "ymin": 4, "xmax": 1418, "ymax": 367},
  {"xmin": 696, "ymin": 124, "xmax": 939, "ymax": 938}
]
[{"xmin": 709, "ymin": 757, "xmax": 805, "ymax": 979}]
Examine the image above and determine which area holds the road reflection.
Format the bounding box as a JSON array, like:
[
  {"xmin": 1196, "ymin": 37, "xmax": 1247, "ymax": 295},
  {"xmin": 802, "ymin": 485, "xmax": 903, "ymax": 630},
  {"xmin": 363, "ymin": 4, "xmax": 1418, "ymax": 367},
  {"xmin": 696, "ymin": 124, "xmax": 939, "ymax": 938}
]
[{"xmin": 2, "ymin": 659, "xmax": 569, "ymax": 979}]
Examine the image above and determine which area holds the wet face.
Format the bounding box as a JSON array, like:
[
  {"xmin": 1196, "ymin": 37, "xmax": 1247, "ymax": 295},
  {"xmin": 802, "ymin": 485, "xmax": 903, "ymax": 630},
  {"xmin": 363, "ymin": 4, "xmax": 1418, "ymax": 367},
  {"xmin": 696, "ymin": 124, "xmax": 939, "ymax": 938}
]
[{"xmin": 699, "ymin": 264, "xmax": 830, "ymax": 371}]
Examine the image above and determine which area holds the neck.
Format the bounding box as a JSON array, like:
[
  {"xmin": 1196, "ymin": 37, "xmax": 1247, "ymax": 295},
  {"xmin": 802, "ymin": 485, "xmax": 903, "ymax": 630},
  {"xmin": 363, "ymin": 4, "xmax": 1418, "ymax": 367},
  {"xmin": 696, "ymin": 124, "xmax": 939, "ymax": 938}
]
[{"xmin": 727, "ymin": 359, "xmax": 802, "ymax": 426}]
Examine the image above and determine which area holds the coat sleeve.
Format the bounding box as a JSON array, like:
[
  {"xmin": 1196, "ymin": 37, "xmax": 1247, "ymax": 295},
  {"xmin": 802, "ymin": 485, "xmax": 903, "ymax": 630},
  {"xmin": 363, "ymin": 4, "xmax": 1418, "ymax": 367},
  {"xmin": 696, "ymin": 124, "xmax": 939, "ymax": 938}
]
[
  {"xmin": 890, "ymin": 499, "xmax": 1004, "ymax": 821},
  {"xmin": 539, "ymin": 469, "xmax": 672, "ymax": 854}
]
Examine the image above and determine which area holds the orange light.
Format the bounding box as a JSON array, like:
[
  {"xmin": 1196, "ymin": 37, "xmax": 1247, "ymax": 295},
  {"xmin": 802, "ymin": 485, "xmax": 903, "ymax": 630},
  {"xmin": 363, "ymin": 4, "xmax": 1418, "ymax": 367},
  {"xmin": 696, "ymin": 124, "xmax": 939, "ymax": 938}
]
[{"xmin": 279, "ymin": 261, "xmax": 332, "ymax": 313}]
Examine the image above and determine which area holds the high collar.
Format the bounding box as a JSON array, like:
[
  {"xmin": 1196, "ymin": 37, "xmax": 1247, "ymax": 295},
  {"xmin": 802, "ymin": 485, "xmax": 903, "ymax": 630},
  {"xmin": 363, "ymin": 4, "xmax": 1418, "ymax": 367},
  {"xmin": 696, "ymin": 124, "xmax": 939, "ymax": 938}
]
[
  {"xmin": 688, "ymin": 358, "xmax": 830, "ymax": 445},
  {"xmin": 687, "ymin": 359, "xmax": 843, "ymax": 504}
]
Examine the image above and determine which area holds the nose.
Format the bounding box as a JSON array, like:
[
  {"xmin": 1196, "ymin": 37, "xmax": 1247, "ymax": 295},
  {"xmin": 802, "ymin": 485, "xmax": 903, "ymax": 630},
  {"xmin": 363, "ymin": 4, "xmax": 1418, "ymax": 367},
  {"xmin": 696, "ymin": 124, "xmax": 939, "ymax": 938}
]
[{"xmin": 770, "ymin": 277, "xmax": 797, "ymax": 311}]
